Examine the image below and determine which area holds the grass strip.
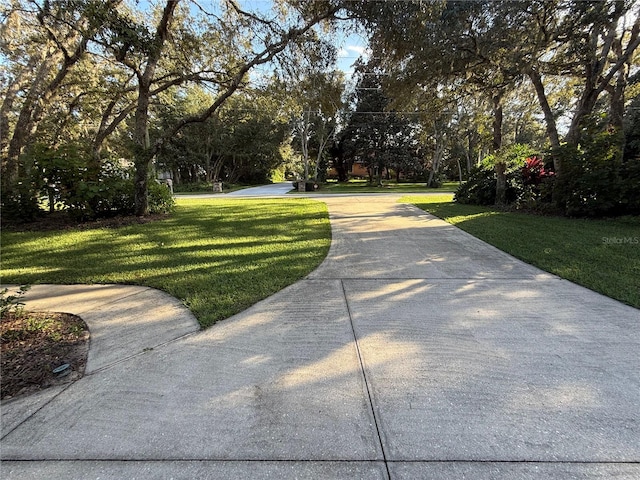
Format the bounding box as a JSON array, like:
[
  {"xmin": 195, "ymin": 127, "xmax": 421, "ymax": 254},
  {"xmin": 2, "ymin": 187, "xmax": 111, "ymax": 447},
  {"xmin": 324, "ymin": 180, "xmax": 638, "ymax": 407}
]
[
  {"xmin": 292, "ymin": 180, "xmax": 459, "ymax": 194},
  {"xmin": 402, "ymin": 195, "xmax": 640, "ymax": 309},
  {"xmin": 1, "ymin": 198, "xmax": 331, "ymax": 328}
]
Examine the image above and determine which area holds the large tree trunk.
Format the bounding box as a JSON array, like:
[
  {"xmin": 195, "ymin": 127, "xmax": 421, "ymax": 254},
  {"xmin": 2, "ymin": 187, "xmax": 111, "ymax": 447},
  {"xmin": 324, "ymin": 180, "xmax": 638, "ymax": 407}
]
[
  {"xmin": 299, "ymin": 110, "xmax": 311, "ymax": 181},
  {"xmin": 133, "ymin": 97, "xmax": 152, "ymax": 216},
  {"xmin": 492, "ymin": 91, "xmax": 504, "ymax": 152},
  {"xmin": 527, "ymin": 68, "xmax": 561, "ymax": 148},
  {"xmin": 132, "ymin": 0, "xmax": 180, "ymax": 216},
  {"xmin": 3, "ymin": 54, "xmax": 54, "ymax": 189},
  {"xmin": 465, "ymin": 132, "xmax": 474, "ymax": 175},
  {"xmin": 313, "ymin": 131, "xmax": 331, "ymax": 181},
  {"xmin": 608, "ymin": 36, "xmax": 629, "ymax": 134},
  {"xmin": 492, "ymin": 90, "xmax": 507, "ymax": 206},
  {"xmin": 0, "ymin": 66, "xmax": 32, "ymax": 158},
  {"xmin": 427, "ymin": 140, "xmax": 444, "ymax": 188},
  {"xmin": 564, "ymin": 10, "xmax": 639, "ymax": 147}
]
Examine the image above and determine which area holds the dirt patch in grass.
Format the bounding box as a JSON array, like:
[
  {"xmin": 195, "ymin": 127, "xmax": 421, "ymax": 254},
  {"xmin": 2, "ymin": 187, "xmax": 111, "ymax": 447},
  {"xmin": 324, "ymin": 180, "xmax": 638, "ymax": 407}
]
[{"xmin": 1, "ymin": 312, "xmax": 90, "ymax": 400}]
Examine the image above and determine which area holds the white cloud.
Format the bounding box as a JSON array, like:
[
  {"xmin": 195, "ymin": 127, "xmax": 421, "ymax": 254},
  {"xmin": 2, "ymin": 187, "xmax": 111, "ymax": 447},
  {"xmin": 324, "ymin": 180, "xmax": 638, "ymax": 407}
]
[{"xmin": 338, "ymin": 45, "xmax": 369, "ymax": 58}]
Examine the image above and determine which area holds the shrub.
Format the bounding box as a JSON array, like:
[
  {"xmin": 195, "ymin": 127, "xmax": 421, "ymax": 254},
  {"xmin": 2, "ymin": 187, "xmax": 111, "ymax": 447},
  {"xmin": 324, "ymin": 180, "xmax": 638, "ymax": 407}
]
[
  {"xmin": 0, "ymin": 285, "xmax": 30, "ymax": 318},
  {"xmin": 552, "ymin": 126, "xmax": 625, "ymax": 217},
  {"xmin": 426, "ymin": 172, "xmax": 445, "ymax": 188},
  {"xmin": 522, "ymin": 156, "xmax": 553, "ymax": 186},
  {"xmin": 62, "ymin": 158, "xmax": 137, "ymax": 220},
  {"xmin": 270, "ymin": 167, "xmax": 286, "ymax": 183},
  {"xmin": 173, "ymin": 181, "xmax": 213, "ymax": 193},
  {"xmin": 0, "ymin": 180, "xmax": 43, "ymax": 223},
  {"xmin": 513, "ymin": 156, "xmax": 556, "ymax": 210},
  {"xmin": 455, "ymin": 166, "xmax": 496, "ymax": 205},
  {"xmin": 148, "ymin": 181, "xmax": 175, "ymax": 214},
  {"xmin": 619, "ymin": 159, "xmax": 640, "ymax": 214},
  {"xmin": 455, "ymin": 153, "xmax": 541, "ymax": 208},
  {"xmin": 623, "ymin": 91, "xmax": 640, "ymax": 162}
]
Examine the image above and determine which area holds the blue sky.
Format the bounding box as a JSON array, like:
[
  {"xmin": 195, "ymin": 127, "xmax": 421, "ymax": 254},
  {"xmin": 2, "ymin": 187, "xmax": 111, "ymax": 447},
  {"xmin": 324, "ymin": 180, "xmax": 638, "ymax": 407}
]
[{"xmin": 336, "ymin": 32, "xmax": 370, "ymax": 77}]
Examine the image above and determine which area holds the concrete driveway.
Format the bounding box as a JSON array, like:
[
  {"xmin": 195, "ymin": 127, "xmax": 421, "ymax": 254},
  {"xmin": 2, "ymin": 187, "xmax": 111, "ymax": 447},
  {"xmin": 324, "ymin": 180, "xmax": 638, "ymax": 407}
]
[
  {"xmin": 224, "ymin": 182, "xmax": 294, "ymax": 196},
  {"xmin": 179, "ymin": 182, "xmax": 295, "ymax": 199},
  {"xmin": 2, "ymin": 195, "xmax": 639, "ymax": 479}
]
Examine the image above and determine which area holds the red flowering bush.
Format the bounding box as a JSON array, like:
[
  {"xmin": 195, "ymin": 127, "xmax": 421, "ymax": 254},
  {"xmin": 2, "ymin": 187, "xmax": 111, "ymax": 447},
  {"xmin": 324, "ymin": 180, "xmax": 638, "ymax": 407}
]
[{"xmin": 521, "ymin": 156, "xmax": 553, "ymax": 186}]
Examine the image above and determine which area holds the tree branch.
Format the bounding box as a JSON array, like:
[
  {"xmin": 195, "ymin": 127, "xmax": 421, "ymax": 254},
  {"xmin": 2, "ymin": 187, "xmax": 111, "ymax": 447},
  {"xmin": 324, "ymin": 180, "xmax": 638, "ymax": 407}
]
[{"xmin": 155, "ymin": 3, "xmax": 340, "ymax": 153}]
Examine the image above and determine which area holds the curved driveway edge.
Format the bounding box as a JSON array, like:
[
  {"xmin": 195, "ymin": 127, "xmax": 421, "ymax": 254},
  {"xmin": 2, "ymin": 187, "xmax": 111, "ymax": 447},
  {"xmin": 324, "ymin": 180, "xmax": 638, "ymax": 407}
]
[
  {"xmin": 3, "ymin": 284, "xmax": 200, "ymax": 374},
  {"xmin": 1, "ymin": 284, "xmax": 199, "ymax": 435},
  {"xmin": 2, "ymin": 195, "xmax": 639, "ymax": 479}
]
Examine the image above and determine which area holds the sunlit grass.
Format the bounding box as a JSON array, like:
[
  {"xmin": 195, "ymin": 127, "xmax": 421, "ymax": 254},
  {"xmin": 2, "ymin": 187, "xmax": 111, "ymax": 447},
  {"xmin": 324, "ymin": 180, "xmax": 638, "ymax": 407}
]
[
  {"xmin": 402, "ymin": 195, "xmax": 640, "ymax": 309},
  {"xmin": 1, "ymin": 198, "xmax": 331, "ymax": 328}
]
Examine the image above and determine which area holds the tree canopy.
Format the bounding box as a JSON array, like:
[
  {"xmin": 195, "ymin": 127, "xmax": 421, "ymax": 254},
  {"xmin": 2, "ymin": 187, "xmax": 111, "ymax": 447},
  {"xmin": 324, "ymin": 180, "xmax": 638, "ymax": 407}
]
[
  {"xmin": 2, "ymin": 0, "xmax": 638, "ymax": 220},
  {"xmin": 354, "ymin": 0, "xmax": 639, "ymax": 214},
  {"xmin": 1, "ymin": 0, "xmax": 344, "ymax": 217}
]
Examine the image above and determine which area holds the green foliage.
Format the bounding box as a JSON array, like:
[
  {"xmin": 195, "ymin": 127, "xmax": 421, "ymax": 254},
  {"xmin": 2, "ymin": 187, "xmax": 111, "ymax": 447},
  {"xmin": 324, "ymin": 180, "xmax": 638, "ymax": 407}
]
[
  {"xmin": 455, "ymin": 149, "xmax": 526, "ymax": 206},
  {"xmin": 552, "ymin": 122, "xmax": 631, "ymax": 216},
  {"xmin": 1, "ymin": 143, "xmax": 176, "ymax": 221},
  {"xmin": 484, "ymin": 144, "xmax": 537, "ymax": 171},
  {"xmin": 455, "ymin": 135, "xmax": 639, "ymax": 217},
  {"xmin": 31, "ymin": 143, "xmax": 86, "ymax": 212},
  {"xmin": 0, "ymin": 285, "xmax": 30, "ymax": 319},
  {"xmin": 3, "ymin": 1, "xmax": 342, "ymax": 221},
  {"xmin": 270, "ymin": 167, "xmax": 286, "ymax": 183},
  {"xmin": 148, "ymin": 181, "xmax": 176, "ymax": 214},
  {"xmin": 156, "ymin": 88, "xmax": 289, "ymax": 185},
  {"xmin": 0, "ymin": 180, "xmax": 43, "ymax": 223},
  {"xmin": 454, "ymin": 166, "xmax": 497, "ymax": 205},
  {"xmin": 9, "ymin": 315, "xmax": 67, "ymax": 342},
  {"xmin": 340, "ymin": 65, "xmax": 424, "ymax": 183},
  {"xmin": 33, "ymin": 146, "xmax": 138, "ymax": 220},
  {"xmin": 284, "ymin": 70, "xmax": 345, "ymax": 180},
  {"xmin": 624, "ymin": 91, "xmax": 640, "ymax": 162},
  {"xmin": 0, "ymin": 144, "xmax": 140, "ymax": 222},
  {"xmin": 67, "ymin": 176, "xmax": 137, "ymax": 221},
  {"xmin": 619, "ymin": 159, "xmax": 640, "ymax": 214},
  {"xmin": 173, "ymin": 181, "xmax": 216, "ymax": 193}
]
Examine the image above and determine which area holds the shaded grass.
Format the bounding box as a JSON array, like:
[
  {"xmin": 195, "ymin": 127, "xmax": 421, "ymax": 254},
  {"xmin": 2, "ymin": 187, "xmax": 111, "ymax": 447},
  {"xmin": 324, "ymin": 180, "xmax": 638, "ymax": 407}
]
[
  {"xmin": 1, "ymin": 198, "xmax": 331, "ymax": 328},
  {"xmin": 173, "ymin": 182, "xmax": 251, "ymax": 195},
  {"xmin": 402, "ymin": 195, "xmax": 640, "ymax": 308},
  {"xmin": 292, "ymin": 180, "xmax": 459, "ymax": 194}
]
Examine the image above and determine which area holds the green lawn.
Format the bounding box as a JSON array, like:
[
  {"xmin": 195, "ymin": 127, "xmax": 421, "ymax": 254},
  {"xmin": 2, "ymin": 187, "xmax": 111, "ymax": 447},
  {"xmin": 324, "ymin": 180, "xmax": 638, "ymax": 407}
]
[
  {"xmin": 1, "ymin": 198, "xmax": 331, "ymax": 328},
  {"xmin": 402, "ymin": 195, "xmax": 640, "ymax": 309},
  {"xmin": 173, "ymin": 182, "xmax": 251, "ymax": 195},
  {"xmin": 292, "ymin": 180, "xmax": 460, "ymax": 194}
]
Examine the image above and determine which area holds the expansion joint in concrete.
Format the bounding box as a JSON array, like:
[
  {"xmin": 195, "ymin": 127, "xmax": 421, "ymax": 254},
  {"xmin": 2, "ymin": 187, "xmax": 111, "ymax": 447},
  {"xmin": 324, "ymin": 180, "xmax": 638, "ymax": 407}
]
[{"xmin": 340, "ymin": 280, "xmax": 391, "ymax": 480}]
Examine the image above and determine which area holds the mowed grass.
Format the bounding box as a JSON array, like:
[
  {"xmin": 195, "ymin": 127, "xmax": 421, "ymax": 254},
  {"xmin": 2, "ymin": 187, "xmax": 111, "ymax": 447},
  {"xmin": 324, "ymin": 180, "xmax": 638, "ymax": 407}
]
[
  {"xmin": 293, "ymin": 180, "xmax": 460, "ymax": 194},
  {"xmin": 1, "ymin": 198, "xmax": 331, "ymax": 328},
  {"xmin": 402, "ymin": 195, "xmax": 640, "ymax": 308}
]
